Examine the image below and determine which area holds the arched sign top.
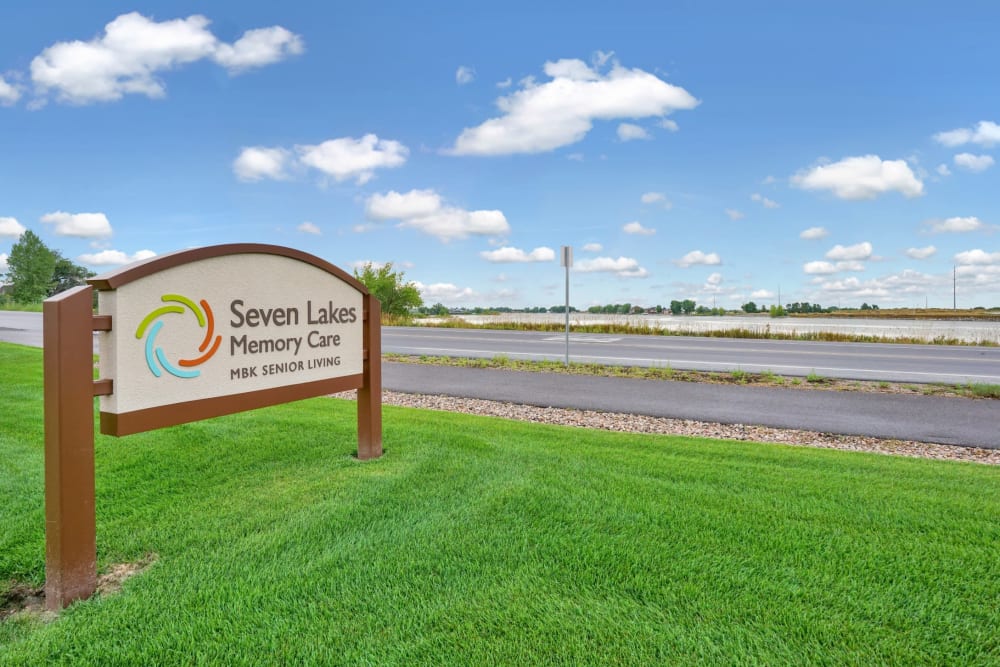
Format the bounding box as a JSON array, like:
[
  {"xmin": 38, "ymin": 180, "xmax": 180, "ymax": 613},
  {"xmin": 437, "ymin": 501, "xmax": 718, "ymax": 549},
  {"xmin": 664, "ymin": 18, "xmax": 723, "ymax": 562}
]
[{"xmin": 88, "ymin": 243, "xmax": 368, "ymax": 295}]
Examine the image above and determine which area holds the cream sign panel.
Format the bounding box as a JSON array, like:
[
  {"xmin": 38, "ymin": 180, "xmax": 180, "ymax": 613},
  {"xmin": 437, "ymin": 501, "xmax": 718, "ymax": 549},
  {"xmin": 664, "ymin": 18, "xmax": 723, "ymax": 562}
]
[{"xmin": 98, "ymin": 253, "xmax": 363, "ymax": 415}]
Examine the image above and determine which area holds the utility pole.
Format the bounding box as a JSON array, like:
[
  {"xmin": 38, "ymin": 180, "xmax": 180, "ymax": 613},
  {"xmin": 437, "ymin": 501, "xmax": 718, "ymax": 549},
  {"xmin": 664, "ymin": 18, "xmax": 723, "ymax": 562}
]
[{"xmin": 561, "ymin": 246, "xmax": 572, "ymax": 366}]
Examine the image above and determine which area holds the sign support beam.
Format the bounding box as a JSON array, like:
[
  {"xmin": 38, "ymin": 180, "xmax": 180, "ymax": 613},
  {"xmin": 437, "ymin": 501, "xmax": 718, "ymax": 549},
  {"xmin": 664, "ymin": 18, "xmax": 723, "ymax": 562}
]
[
  {"xmin": 357, "ymin": 294, "xmax": 382, "ymax": 460},
  {"xmin": 43, "ymin": 285, "xmax": 98, "ymax": 610}
]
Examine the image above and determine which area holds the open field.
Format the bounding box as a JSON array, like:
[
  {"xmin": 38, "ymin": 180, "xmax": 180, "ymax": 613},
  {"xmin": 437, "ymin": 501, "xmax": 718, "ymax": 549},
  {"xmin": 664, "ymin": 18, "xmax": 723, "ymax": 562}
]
[
  {"xmin": 2, "ymin": 342, "xmax": 999, "ymax": 665},
  {"xmin": 414, "ymin": 313, "xmax": 1000, "ymax": 345}
]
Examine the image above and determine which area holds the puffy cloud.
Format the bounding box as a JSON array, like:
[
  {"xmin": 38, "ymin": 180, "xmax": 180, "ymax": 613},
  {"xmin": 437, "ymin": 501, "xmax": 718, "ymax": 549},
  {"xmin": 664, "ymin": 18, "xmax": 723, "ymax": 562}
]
[
  {"xmin": 954, "ymin": 249, "xmax": 1000, "ymax": 265},
  {"xmin": 0, "ymin": 253, "xmax": 7, "ymax": 271},
  {"xmin": 233, "ymin": 146, "xmax": 292, "ymax": 181},
  {"xmin": 30, "ymin": 12, "xmax": 302, "ymax": 105},
  {"xmin": 456, "ymin": 65, "xmax": 475, "ymax": 85},
  {"xmin": 799, "ymin": 226, "xmax": 829, "ymax": 240},
  {"xmin": 705, "ymin": 272, "xmax": 723, "ymax": 286},
  {"xmin": 751, "ymin": 289, "xmax": 774, "ymax": 299},
  {"xmin": 928, "ymin": 216, "xmax": 985, "ymax": 233},
  {"xmin": 574, "ymin": 256, "xmax": 649, "ymax": 277},
  {"xmin": 905, "ymin": 246, "xmax": 936, "ymax": 260},
  {"xmin": 933, "ymin": 120, "xmax": 1000, "ymax": 147},
  {"xmin": 41, "ymin": 211, "xmax": 112, "ymax": 237},
  {"xmin": 659, "ymin": 118, "xmax": 679, "ymax": 132},
  {"xmin": 496, "ymin": 77, "xmax": 512, "ymax": 89},
  {"xmin": 0, "ymin": 217, "xmax": 26, "ymax": 238},
  {"xmin": 413, "ymin": 281, "xmax": 478, "ymax": 303},
  {"xmin": 936, "ymin": 163, "xmax": 951, "ymax": 177},
  {"xmin": 953, "ymin": 153, "xmax": 995, "ymax": 172},
  {"xmin": 803, "ymin": 261, "xmax": 837, "ymax": 275},
  {"xmin": 640, "ymin": 191, "xmax": 668, "ymax": 205},
  {"xmin": 365, "ymin": 189, "xmax": 510, "ymax": 241},
  {"xmin": 675, "ymin": 250, "xmax": 721, "ymax": 267},
  {"xmin": 617, "ymin": 123, "xmax": 651, "ymax": 141},
  {"xmin": 582, "ymin": 242, "xmax": 603, "ymax": 252},
  {"xmin": 297, "ymin": 221, "xmax": 321, "ymax": 235},
  {"xmin": 77, "ymin": 248, "xmax": 155, "ymax": 266},
  {"xmin": 622, "ymin": 221, "xmax": 655, "ymax": 235},
  {"xmin": 750, "ymin": 193, "xmax": 780, "ymax": 208},
  {"xmin": 449, "ymin": 58, "xmax": 698, "ymax": 155},
  {"xmin": 791, "ymin": 155, "xmax": 924, "ymax": 200},
  {"xmin": 213, "ymin": 26, "xmax": 303, "ymax": 72},
  {"xmin": 0, "ymin": 76, "xmax": 21, "ymax": 106},
  {"xmin": 366, "ymin": 189, "xmax": 442, "ymax": 220},
  {"xmin": 724, "ymin": 208, "xmax": 745, "ymax": 221},
  {"xmin": 825, "ymin": 242, "xmax": 872, "ymax": 261},
  {"xmin": 480, "ymin": 246, "xmax": 555, "ymax": 263},
  {"xmin": 297, "ymin": 134, "xmax": 408, "ymax": 185}
]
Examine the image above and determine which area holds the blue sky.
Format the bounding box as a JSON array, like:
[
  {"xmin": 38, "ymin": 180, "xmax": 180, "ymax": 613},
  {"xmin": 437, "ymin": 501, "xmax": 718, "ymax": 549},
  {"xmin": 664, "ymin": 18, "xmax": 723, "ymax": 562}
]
[{"xmin": 2, "ymin": 1, "xmax": 999, "ymax": 309}]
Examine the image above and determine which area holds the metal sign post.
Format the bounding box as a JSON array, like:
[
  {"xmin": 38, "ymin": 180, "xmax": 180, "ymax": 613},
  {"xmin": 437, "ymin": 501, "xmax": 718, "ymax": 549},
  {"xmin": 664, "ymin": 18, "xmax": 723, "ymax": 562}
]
[{"xmin": 561, "ymin": 246, "xmax": 572, "ymax": 367}]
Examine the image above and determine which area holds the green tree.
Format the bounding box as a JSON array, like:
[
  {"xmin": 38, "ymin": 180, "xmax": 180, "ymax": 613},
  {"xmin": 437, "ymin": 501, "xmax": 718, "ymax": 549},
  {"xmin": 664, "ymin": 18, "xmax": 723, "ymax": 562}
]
[
  {"xmin": 681, "ymin": 299, "xmax": 696, "ymax": 314},
  {"xmin": 49, "ymin": 253, "xmax": 95, "ymax": 296},
  {"xmin": 669, "ymin": 300, "xmax": 683, "ymax": 315},
  {"xmin": 741, "ymin": 301, "xmax": 758, "ymax": 313},
  {"xmin": 352, "ymin": 262, "xmax": 423, "ymax": 316},
  {"xmin": 5, "ymin": 230, "xmax": 57, "ymax": 304}
]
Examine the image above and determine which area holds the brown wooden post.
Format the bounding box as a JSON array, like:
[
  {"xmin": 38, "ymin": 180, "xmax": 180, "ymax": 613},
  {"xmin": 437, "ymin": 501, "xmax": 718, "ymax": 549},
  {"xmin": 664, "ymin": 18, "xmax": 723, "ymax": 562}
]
[
  {"xmin": 43, "ymin": 285, "xmax": 98, "ymax": 609},
  {"xmin": 357, "ymin": 293, "xmax": 382, "ymax": 460}
]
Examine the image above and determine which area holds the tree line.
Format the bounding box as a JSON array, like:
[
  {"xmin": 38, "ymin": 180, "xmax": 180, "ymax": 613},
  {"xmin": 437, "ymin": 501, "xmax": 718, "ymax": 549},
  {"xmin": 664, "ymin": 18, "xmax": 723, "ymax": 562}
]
[{"xmin": 1, "ymin": 231, "xmax": 94, "ymax": 304}]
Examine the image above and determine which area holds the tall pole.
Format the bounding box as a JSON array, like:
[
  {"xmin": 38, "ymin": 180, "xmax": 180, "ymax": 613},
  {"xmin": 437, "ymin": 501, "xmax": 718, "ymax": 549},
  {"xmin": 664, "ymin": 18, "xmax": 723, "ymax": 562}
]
[{"xmin": 561, "ymin": 246, "xmax": 572, "ymax": 367}]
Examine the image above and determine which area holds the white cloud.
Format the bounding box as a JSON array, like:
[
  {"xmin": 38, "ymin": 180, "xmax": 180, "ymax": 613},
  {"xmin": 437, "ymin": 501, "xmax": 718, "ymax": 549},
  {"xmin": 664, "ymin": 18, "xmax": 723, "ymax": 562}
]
[
  {"xmin": 456, "ymin": 65, "xmax": 475, "ymax": 85},
  {"xmin": 297, "ymin": 221, "xmax": 321, "ymax": 235},
  {"xmin": 750, "ymin": 193, "xmax": 780, "ymax": 208},
  {"xmin": 449, "ymin": 58, "xmax": 698, "ymax": 155},
  {"xmin": 659, "ymin": 118, "xmax": 679, "ymax": 132},
  {"xmin": 0, "ymin": 253, "xmax": 7, "ymax": 272},
  {"xmin": 791, "ymin": 155, "xmax": 924, "ymax": 200},
  {"xmin": 496, "ymin": 77, "xmax": 512, "ymax": 89},
  {"xmin": 566, "ymin": 152, "xmax": 584, "ymax": 161},
  {"xmin": 0, "ymin": 76, "xmax": 21, "ymax": 105},
  {"xmin": 825, "ymin": 242, "xmax": 872, "ymax": 261},
  {"xmin": 574, "ymin": 256, "xmax": 648, "ymax": 277},
  {"xmin": 623, "ymin": 221, "xmax": 655, "ymax": 235},
  {"xmin": 0, "ymin": 217, "xmax": 26, "ymax": 238},
  {"xmin": 954, "ymin": 249, "xmax": 1000, "ymax": 265},
  {"xmin": 936, "ymin": 163, "xmax": 951, "ymax": 176},
  {"xmin": 953, "ymin": 153, "xmax": 995, "ymax": 172},
  {"xmin": 933, "ymin": 121, "xmax": 1000, "ymax": 147},
  {"xmin": 617, "ymin": 123, "xmax": 651, "ymax": 141},
  {"xmin": 233, "ymin": 146, "xmax": 292, "ymax": 181},
  {"xmin": 799, "ymin": 226, "xmax": 829, "ymax": 240},
  {"xmin": 640, "ymin": 191, "xmax": 668, "ymax": 205},
  {"xmin": 480, "ymin": 246, "xmax": 555, "ymax": 263},
  {"xmin": 803, "ymin": 261, "xmax": 837, "ymax": 275},
  {"xmin": 675, "ymin": 250, "xmax": 721, "ymax": 268},
  {"xmin": 41, "ymin": 211, "xmax": 112, "ymax": 237},
  {"xmin": 905, "ymin": 246, "xmax": 936, "ymax": 260},
  {"xmin": 212, "ymin": 26, "xmax": 303, "ymax": 72},
  {"xmin": 705, "ymin": 272, "xmax": 723, "ymax": 286},
  {"xmin": 928, "ymin": 216, "xmax": 985, "ymax": 233},
  {"xmin": 592, "ymin": 50, "xmax": 615, "ymax": 67},
  {"xmin": 365, "ymin": 189, "xmax": 510, "ymax": 241},
  {"xmin": 77, "ymin": 248, "xmax": 155, "ymax": 266},
  {"xmin": 30, "ymin": 12, "xmax": 302, "ymax": 105},
  {"xmin": 297, "ymin": 134, "xmax": 408, "ymax": 185},
  {"xmin": 582, "ymin": 242, "xmax": 603, "ymax": 252},
  {"xmin": 724, "ymin": 208, "xmax": 745, "ymax": 221},
  {"xmin": 366, "ymin": 189, "xmax": 442, "ymax": 220},
  {"xmin": 751, "ymin": 289, "xmax": 774, "ymax": 299},
  {"xmin": 414, "ymin": 281, "xmax": 478, "ymax": 303}
]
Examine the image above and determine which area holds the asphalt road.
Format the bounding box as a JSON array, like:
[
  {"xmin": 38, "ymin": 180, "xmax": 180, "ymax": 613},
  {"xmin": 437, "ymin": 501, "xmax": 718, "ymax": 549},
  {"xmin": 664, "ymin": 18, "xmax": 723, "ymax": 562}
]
[
  {"xmin": 384, "ymin": 362, "xmax": 1000, "ymax": 448},
  {"xmin": 3, "ymin": 312, "xmax": 997, "ymax": 447},
  {"xmin": 384, "ymin": 326, "xmax": 1000, "ymax": 385}
]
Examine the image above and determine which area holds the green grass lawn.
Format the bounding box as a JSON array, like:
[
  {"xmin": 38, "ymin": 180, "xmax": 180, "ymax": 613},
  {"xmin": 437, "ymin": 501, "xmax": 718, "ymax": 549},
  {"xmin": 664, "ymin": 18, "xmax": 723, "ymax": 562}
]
[{"xmin": 1, "ymin": 342, "xmax": 998, "ymax": 665}]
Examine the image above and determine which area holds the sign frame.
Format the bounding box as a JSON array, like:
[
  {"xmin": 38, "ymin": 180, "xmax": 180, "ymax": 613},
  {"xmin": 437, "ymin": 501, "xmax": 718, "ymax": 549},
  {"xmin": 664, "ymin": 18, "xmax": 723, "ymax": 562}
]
[{"xmin": 42, "ymin": 244, "xmax": 382, "ymax": 610}]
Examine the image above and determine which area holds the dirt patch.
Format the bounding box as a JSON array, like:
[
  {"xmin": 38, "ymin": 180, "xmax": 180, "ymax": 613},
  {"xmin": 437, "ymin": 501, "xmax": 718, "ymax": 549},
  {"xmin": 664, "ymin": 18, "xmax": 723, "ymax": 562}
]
[{"xmin": 1, "ymin": 553, "xmax": 157, "ymax": 621}]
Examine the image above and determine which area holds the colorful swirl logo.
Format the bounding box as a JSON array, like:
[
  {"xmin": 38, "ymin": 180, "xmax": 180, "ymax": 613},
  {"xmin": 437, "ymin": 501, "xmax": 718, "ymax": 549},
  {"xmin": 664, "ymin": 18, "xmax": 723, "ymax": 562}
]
[{"xmin": 135, "ymin": 294, "xmax": 222, "ymax": 378}]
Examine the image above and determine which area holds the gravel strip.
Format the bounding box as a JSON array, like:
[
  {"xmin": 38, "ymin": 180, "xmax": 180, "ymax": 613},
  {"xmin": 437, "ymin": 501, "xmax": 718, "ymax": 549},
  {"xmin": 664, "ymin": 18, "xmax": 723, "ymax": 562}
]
[{"xmin": 331, "ymin": 390, "xmax": 1000, "ymax": 466}]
